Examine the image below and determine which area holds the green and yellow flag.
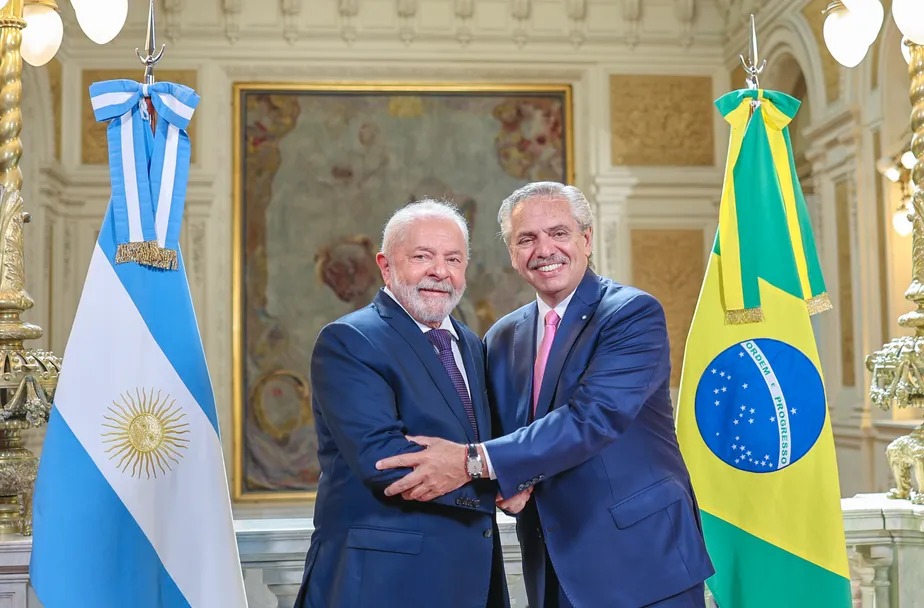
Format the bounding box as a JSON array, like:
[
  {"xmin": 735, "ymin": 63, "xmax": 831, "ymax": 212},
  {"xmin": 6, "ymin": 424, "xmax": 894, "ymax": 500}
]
[{"xmin": 676, "ymin": 89, "xmax": 851, "ymax": 607}]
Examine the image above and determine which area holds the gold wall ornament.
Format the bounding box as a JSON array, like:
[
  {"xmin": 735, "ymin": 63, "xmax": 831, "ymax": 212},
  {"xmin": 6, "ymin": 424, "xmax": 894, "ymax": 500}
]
[
  {"xmin": 630, "ymin": 228, "xmax": 705, "ymax": 387},
  {"xmin": 250, "ymin": 369, "xmax": 311, "ymax": 443},
  {"xmin": 867, "ymin": 42, "xmax": 924, "ymax": 505},
  {"xmin": 102, "ymin": 389, "xmax": 190, "ymax": 480},
  {"xmin": 608, "ymin": 74, "xmax": 714, "ymax": 166}
]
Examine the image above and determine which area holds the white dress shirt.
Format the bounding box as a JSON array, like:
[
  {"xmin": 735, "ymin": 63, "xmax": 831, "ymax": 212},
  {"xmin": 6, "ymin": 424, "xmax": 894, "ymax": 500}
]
[{"xmin": 482, "ymin": 288, "xmax": 577, "ymax": 482}]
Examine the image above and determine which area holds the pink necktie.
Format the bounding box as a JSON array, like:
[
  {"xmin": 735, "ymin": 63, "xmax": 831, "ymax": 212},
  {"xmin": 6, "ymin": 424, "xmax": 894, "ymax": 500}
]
[{"xmin": 533, "ymin": 310, "xmax": 561, "ymax": 416}]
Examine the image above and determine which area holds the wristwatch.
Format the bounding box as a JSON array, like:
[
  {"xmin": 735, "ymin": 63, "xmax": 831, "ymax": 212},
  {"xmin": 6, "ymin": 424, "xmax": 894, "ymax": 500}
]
[{"xmin": 466, "ymin": 443, "xmax": 483, "ymax": 479}]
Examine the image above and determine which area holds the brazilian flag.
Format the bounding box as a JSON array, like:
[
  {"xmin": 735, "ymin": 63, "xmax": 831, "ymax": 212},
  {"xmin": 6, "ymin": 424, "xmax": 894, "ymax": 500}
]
[{"xmin": 676, "ymin": 89, "xmax": 851, "ymax": 606}]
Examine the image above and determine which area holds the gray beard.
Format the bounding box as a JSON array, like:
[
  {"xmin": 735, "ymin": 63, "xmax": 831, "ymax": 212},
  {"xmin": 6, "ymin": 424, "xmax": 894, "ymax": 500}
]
[{"xmin": 390, "ymin": 276, "xmax": 465, "ymax": 325}]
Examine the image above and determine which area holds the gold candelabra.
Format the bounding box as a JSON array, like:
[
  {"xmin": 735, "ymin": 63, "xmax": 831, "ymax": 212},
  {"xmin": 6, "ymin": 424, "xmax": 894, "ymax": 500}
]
[
  {"xmin": 0, "ymin": 0, "xmax": 61, "ymax": 535},
  {"xmin": 866, "ymin": 41, "xmax": 924, "ymax": 504}
]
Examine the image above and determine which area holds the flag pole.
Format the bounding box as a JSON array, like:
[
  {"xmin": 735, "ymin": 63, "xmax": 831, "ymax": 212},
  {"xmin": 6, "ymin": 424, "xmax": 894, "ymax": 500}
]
[
  {"xmin": 739, "ymin": 14, "xmax": 766, "ymax": 90},
  {"xmin": 136, "ymin": 0, "xmax": 165, "ymax": 86}
]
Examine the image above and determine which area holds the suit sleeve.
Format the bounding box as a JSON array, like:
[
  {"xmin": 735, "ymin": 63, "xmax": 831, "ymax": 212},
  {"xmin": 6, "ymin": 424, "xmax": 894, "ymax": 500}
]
[
  {"xmin": 483, "ymin": 294, "xmax": 669, "ymax": 498},
  {"xmin": 312, "ymin": 322, "xmax": 491, "ymax": 512}
]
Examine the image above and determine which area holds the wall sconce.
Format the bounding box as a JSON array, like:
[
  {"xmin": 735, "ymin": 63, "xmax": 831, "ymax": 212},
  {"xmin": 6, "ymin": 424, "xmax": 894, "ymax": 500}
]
[{"xmin": 877, "ymin": 149, "xmax": 915, "ymax": 236}]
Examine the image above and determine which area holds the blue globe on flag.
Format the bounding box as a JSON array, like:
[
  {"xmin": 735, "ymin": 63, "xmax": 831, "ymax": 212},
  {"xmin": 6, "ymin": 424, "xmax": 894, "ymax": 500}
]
[{"xmin": 694, "ymin": 338, "xmax": 826, "ymax": 473}]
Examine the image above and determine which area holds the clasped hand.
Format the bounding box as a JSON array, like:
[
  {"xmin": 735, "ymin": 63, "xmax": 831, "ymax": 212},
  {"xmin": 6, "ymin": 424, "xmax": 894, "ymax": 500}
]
[
  {"xmin": 375, "ymin": 435, "xmax": 533, "ymax": 513},
  {"xmin": 375, "ymin": 436, "xmax": 470, "ymax": 502}
]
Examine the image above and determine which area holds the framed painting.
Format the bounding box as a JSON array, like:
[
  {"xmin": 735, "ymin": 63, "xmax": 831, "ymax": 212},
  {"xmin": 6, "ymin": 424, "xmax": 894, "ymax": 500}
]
[{"xmin": 232, "ymin": 82, "xmax": 573, "ymax": 501}]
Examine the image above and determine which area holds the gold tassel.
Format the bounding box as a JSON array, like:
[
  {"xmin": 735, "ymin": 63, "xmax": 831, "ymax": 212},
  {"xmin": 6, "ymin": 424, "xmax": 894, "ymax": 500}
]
[
  {"xmin": 141, "ymin": 247, "xmax": 178, "ymax": 271},
  {"xmin": 115, "ymin": 240, "xmax": 159, "ymax": 266},
  {"xmin": 725, "ymin": 307, "xmax": 764, "ymax": 325},
  {"xmin": 806, "ymin": 293, "xmax": 833, "ymax": 316},
  {"xmin": 115, "ymin": 241, "xmax": 178, "ymax": 270}
]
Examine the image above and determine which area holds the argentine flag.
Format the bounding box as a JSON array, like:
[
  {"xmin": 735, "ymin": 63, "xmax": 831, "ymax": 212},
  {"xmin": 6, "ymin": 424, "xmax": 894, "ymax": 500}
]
[{"xmin": 31, "ymin": 81, "xmax": 247, "ymax": 608}]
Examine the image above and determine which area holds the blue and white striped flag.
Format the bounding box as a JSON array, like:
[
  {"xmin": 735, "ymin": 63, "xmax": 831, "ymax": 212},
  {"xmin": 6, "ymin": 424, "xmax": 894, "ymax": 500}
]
[{"xmin": 30, "ymin": 81, "xmax": 247, "ymax": 608}]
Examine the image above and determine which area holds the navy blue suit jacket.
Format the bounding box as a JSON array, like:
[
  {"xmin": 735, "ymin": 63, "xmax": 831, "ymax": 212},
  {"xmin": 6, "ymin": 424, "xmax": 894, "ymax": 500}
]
[
  {"xmin": 484, "ymin": 271, "xmax": 714, "ymax": 607},
  {"xmin": 295, "ymin": 290, "xmax": 509, "ymax": 608}
]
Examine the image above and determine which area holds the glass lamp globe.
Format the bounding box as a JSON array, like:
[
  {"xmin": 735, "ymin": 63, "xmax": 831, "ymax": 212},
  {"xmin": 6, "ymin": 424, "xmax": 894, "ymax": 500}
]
[
  {"xmin": 823, "ymin": 7, "xmax": 870, "ymax": 67},
  {"xmin": 21, "ymin": 3, "xmax": 63, "ymax": 67},
  {"xmin": 893, "ymin": 0, "xmax": 924, "ymax": 45},
  {"xmin": 894, "ymin": 206, "xmax": 914, "ymax": 237},
  {"xmin": 840, "ymin": 0, "xmax": 884, "ymax": 46},
  {"xmin": 71, "ymin": 0, "xmax": 128, "ymax": 45}
]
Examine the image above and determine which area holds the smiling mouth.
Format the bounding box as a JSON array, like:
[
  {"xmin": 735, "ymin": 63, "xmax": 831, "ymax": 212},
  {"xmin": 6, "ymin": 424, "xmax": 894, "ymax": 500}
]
[
  {"xmin": 537, "ymin": 263, "xmax": 563, "ymax": 273},
  {"xmin": 418, "ymin": 288, "xmax": 450, "ymax": 296}
]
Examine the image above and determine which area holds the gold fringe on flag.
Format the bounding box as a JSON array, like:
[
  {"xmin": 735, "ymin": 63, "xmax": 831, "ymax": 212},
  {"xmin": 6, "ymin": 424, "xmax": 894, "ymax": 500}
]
[
  {"xmin": 806, "ymin": 293, "xmax": 833, "ymax": 316},
  {"xmin": 115, "ymin": 241, "xmax": 178, "ymax": 270},
  {"xmin": 725, "ymin": 307, "xmax": 764, "ymax": 325},
  {"xmin": 115, "ymin": 240, "xmax": 160, "ymax": 266},
  {"xmin": 145, "ymin": 247, "xmax": 178, "ymax": 271}
]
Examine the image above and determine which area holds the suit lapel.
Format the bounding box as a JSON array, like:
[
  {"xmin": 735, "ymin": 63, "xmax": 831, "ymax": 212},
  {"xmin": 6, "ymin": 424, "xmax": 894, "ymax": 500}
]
[
  {"xmin": 513, "ymin": 303, "xmax": 538, "ymax": 427},
  {"xmin": 534, "ymin": 271, "xmax": 603, "ymax": 420},
  {"xmin": 374, "ymin": 290, "xmax": 475, "ymax": 442}
]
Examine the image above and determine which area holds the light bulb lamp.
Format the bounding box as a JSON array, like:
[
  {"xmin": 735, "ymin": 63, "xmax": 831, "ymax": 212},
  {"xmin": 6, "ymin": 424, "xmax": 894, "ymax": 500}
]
[{"xmin": 825, "ymin": 0, "xmax": 924, "ymax": 504}]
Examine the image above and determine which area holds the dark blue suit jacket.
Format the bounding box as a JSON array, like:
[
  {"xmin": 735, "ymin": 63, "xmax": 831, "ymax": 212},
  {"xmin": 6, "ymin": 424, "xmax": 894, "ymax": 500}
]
[
  {"xmin": 295, "ymin": 290, "xmax": 509, "ymax": 608},
  {"xmin": 484, "ymin": 271, "xmax": 714, "ymax": 607}
]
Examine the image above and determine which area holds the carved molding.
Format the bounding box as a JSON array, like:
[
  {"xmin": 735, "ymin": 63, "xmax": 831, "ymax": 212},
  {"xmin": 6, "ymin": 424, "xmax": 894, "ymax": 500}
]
[
  {"xmin": 163, "ymin": 0, "xmax": 184, "ymax": 41},
  {"xmin": 454, "ymin": 0, "xmax": 474, "ymax": 46},
  {"xmin": 397, "ymin": 0, "xmax": 418, "ymax": 45},
  {"xmin": 62, "ymin": 222, "xmax": 72, "ymax": 295},
  {"xmin": 80, "ymin": 69, "xmax": 199, "ymax": 165},
  {"xmin": 835, "ymin": 178, "xmax": 856, "ymax": 387},
  {"xmin": 630, "ymin": 229, "xmax": 705, "ymax": 387},
  {"xmin": 222, "ymin": 0, "xmax": 243, "ymax": 43},
  {"xmin": 281, "ymin": 0, "xmax": 302, "ymax": 44},
  {"xmin": 567, "ymin": 0, "xmax": 586, "ymax": 48},
  {"xmin": 46, "ymin": 58, "xmax": 61, "ymax": 161},
  {"xmin": 622, "ymin": 0, "xmax": 641, "ymax": 48},
  {"xmin": 675, "ymin": 0, "xmax": 695, "ymax": 48},
  {"xmin": 339, "ymin": 0, "xmax": 360, "ymax": 44},
  {"xmin": 511, "ymin": 0, "xmax": 531, "ymax": 47},
  {"xmin": 609, "ymin": 75, "xmax": 714, "ymax": 166},
  {"xmin": 189, "ymin": 219, "xmax": 206, "ymax": 292},
  {"xmin": 802, "ymin": 0, "xmax": 840, "ymax": 103}
]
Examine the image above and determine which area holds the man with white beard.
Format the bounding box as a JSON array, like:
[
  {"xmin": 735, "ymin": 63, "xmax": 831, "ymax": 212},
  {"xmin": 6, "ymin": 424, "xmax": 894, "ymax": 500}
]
[{"xmin": 293, "ymin": 200, "xmax": 511, "ymax": 608}]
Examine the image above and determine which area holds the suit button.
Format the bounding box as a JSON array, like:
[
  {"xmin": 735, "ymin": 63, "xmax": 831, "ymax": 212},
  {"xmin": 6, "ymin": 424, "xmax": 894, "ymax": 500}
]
[
  {"xmin": 517, "ymin": 484, "xmax": 526, "ymax": 491},
  {"xmin": 455, "ymin": 498, "xmax": 463, "ymax": 505},
  {"xmin": 483, "ymin": 528, "xmax": 493, "ymax": 538},
  {"xmin": 538, "ymin": 474, "xmax": 545, "ymax": 480},
  {"xmin": 473, "ymin": 499, "xmax": 481, "ymax": 507}
]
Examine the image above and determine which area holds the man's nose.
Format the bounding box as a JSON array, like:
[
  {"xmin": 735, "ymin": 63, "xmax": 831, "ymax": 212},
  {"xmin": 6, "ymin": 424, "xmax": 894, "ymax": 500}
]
[
  {"xmin": 428, "ymin": 258, "xmax": 450, "ymax": 279},
  {"xmin": 534, "ymin": 233, "xmax": 557, "ymax": 258}
]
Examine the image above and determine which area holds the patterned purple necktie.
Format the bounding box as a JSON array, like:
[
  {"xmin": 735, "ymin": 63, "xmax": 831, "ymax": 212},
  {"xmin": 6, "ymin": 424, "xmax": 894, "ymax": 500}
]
[{"xmin": 426, "ymin": 328, "xmax": 479, "ymax": 441}]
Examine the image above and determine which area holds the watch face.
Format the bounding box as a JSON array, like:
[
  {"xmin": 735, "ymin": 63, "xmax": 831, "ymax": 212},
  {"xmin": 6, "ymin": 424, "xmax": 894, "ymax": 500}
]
[{"xmin": 467, "ymin": 459, "xmax": 482, "ymax": 476}]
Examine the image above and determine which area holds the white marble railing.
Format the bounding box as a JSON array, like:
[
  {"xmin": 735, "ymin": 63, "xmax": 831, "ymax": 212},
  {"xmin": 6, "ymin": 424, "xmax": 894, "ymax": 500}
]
[{"xmin": 0, "ymin": 494, "xmax": 921, "ymax": 608}]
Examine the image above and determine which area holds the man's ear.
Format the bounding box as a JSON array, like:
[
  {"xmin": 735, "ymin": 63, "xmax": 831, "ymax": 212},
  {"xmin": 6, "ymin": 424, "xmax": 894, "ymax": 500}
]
[
  {"xmin": 581, "ymin": 227, "xmax": 593, "ymax": 256},
  {"xmin": 375, "ymin": 252, "xmax": 391, "ymax": 286}
]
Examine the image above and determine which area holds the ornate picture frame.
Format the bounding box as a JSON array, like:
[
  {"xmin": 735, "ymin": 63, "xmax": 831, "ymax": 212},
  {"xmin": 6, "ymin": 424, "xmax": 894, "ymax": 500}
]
[{"xmin": 232, "ymin": 82, "xmax": 573, "ymax": 501}]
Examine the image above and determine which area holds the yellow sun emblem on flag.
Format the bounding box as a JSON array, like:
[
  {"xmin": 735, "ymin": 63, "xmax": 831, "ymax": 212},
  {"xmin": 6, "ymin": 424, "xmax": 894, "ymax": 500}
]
[{"xmin": 102, "ymin": 388, "xmax": 190, "ymax": 479}]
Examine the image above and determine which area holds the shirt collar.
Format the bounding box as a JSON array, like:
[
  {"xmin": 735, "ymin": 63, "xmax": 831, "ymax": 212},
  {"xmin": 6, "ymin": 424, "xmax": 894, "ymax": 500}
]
[
  {"xmin": 383, "ymin": 287, "xmax": 459, "ymax": 339},
  {"xmin": 536, "ymin": 288, "xmax": 576, "ymax": 323}
]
